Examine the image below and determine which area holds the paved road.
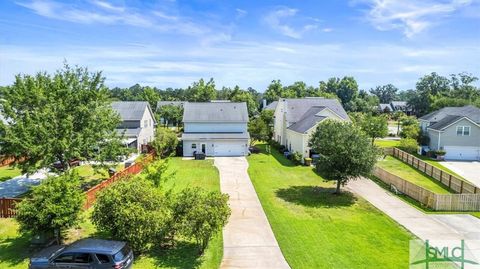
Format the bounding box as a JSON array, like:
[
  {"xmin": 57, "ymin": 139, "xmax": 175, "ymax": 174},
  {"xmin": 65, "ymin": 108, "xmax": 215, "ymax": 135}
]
[
  {"xmin": 347, "ymin": 178, "xmax": 480, "ymax": 266},
  {"xmin": 214, "ymin": 157, "xmax": 290, "ymax": 269},
  {"xmin": 442, "ymin": 161, "xmax": 480, "ymax": 187}
]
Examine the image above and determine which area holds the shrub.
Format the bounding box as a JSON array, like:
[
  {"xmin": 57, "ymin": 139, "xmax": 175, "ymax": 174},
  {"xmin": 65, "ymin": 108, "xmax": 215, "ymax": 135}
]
[
  {"xmin": 16, "ymin": 172, "xmax": 84, "ymax": 242},
  {"xmin": 399, "ymin": 138, "xmax": 418, "ymax": 154},
  {"xmin": 171, "ymin": 188, "xmax": 230, "ymax": 253},
  {"xmin": 269, "ymin": 140, "xmax": 280, "ymax": 149},
  {"xmin": 434, "ymin": 150, "xmax": 446, "ymax": 156},
  {"xmin": 151, "ymin": 127, "xmax": 178, "ymax": 158},
  {"xmin": 92, "ymin": 178, "xmax": 171, "ymax": 253},
  {"xmin": 142, "ymin": 158, "xmax": 176, "ymax": 188},
  {"xmin": 291, "ymin": 152, "xmax": 302, "ymax": 165},
  {"xmin": 278, "ymin": 145, "xmax": 286, "ymax": 153}
]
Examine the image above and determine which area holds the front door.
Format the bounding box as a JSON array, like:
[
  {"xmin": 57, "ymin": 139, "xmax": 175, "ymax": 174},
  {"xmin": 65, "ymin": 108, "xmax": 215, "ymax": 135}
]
[{"xmin": 201, "ymin": 143, "xmax": 206, "ymax": 154}]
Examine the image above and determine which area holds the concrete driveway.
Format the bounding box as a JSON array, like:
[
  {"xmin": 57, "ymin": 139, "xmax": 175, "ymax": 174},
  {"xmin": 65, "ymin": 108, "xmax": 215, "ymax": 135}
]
[
  {"xmin": 442, "ymin": 161, "xmax": 480, "ymax": 187},
  {"xmin": 214, "ymin": 157, "xmax": 290, "ymax": 269}
]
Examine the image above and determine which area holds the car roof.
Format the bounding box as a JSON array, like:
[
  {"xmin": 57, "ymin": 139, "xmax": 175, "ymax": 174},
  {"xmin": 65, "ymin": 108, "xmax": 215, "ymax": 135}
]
[{"xmin": 64, "ymin": 239, "xmax": 126, "ymax": 255}]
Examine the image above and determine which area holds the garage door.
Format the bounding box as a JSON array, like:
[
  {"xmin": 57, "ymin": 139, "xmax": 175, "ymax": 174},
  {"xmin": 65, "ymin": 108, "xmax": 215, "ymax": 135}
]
[
  {"xmin": 214, "ymin": 142, "xmax": 245, "ymax": 156},
  {"xmin": 444, "ymin": 146, "xmax": 480, "ymax": 161}
]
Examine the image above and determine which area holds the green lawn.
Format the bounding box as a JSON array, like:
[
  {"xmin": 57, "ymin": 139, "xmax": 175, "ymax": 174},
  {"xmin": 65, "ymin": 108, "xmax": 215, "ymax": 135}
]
[
  {"xmin": 72, "ymin": 163, "xmax": 125, "ymax": 190},
  {"xmin": 374, "ymin": 139, "xmax": 400, "ymax": 148},
  {"xmin": 0, "ymin": 158, "xmax": 222, "ymax": 269},
  {"xmin": 0, "ymin": 166, "xmax": 22, "ymax": 182},
  {"xmin": 247, "ymin": 144, "xmax": 414, "ymax": 269},
  {"xmin": 377, "ymin": 156, "xmax": 452, "ymax": 194}
]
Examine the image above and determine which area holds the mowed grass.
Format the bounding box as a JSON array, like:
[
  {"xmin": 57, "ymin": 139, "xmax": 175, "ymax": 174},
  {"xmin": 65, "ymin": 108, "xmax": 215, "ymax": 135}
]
[
  {"xmin": 248, "ymin": 144, "xmax": 413, "ymax": 269},
  {"xmin": 72, "ymin": 163, "xmax": 124, "ymax": 190},
  {"xmin": 377, "ymin": 156, "xmax": 453, "ymax": 194},
  {"xmin": 374, "ymin": 139, "xmax": 400, "ymax": 148},
  {"xmin": 0, "ymin": 166, "xmax": 22, "ymax": 182},
  {"xmin": 0, "ymin": 158, "xmax": 222, "ymax": 269}
]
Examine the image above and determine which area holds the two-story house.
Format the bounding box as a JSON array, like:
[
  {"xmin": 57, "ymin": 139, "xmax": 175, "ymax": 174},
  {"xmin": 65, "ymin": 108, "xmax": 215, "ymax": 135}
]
[
  {"xmin": 419, "ymin": 105, "xmax": 480, "ymax": 160},
  {"xmin": 111, "ymin": 101, "xmax": 156, "ymax": 152},
  {"xmin": 182, "ymin": 102, "xmax": 249, "ymax": 156},
  {"xmin": 273, "ymin": 98, "xmax": 349, "ymax": 160}
]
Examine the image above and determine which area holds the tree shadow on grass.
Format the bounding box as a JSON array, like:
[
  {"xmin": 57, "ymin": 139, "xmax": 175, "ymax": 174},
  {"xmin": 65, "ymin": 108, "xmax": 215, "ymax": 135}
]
[
  {"xmin": 0, "ymin": 232, "xmax": 39, "ymax": 267},
  {"xmin": 149, "ymin": 241, "xmax": 202, "ymax": 269},
  {"xmin": 276, "ymin": 186, "xmax": 357, "ymax": 208}
]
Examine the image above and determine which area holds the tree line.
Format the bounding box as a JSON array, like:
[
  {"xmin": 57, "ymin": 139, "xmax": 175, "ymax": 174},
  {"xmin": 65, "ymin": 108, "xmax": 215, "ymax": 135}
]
[{"xmin": 110, "ymin": 72, "xmax": 480, "ymax": 118}]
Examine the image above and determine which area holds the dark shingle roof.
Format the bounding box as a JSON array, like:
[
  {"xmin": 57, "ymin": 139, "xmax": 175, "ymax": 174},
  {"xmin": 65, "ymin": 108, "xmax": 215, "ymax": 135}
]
[
  {"xmin": 379, "ymin": 103, "xmax": 393, "ymax": 111},
  {"xmin": 264, "ymin": 101, "xmax": 278, "ymax": 111},
  {"xmin": 428, "ymin": 115, "xmax": 464, "ymax": 131},
  {"xmin": 156, "ymin": 101, "xmax": 185, "ymax": 111},
  {"xmin": 111, "ymin": 101, "xmax": 153, "ymax": 121},
  {"xmin": 183, "ymin": 102, "xmax": 248, "ymax": 122},
  {"xmin": 283, "ymin": 98, "xmax": 348, "ymax": 123},
  {"xmin": 287, "ymin": 106, "xmax": 327, "ymax": 133},
  {"xmin": 419, "ymin": 105, "xmax": 480, "ymax": 123}
]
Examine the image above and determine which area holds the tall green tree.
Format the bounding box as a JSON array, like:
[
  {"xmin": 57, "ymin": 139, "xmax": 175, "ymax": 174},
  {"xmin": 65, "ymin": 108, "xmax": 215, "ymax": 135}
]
[
  {"xmin": 151, "ymin": 127, "xmax": 179, "ymax": 158},
  {"xmin": 309, "ymin": 120, "xmax": 379, "ymax": 194},
  {"xmin": 229, "ymin": 86, "xmax": 259, "ymax": 117},
  {"xmin": 185, "ymin": 78, "xmax": 217, "ymax": 102},
  {"xmin": 0, "ymin": 65, "xmax": 125, "ymax": 173},
  {"xmin": 157, "ymin": 104, "xmax": 183, "ymax": 127},
  {"xmin": 358, "ymin": 114, "xmax": 388, "ymax": 144},
  {"xmin": 369, "ymin": 84, "xmax": 398, "ymax": 103},
  {"xmin": 264, "ymin": 80, "xmax": 284, "ymax": 103}
]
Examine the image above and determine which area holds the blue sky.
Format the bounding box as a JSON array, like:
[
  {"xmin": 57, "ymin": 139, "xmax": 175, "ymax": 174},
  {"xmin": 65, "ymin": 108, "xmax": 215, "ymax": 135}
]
[{"xmin": 0, "ymin": 0, "xmax": 479, "ymax": 91}]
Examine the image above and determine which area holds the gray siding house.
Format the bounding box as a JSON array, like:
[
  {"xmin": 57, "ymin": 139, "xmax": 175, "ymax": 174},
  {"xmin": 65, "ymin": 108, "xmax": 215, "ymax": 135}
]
[
  {"xmin": 111, "ymin": 101, "xmax": 156, "ymax": 152},
  {"xmin": 273, "ymin": 98, "xmax": 349, "ymax": 160},
  {"xmin": 182, "ymin": 102, "xmax": 250, "ymax": 157},
  {"xmin": 419, "ymin": 105, "xmax": 480, "ymax": 160}
]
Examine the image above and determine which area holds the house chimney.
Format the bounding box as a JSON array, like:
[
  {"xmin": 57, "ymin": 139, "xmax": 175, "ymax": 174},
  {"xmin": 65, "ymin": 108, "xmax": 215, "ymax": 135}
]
[{"xmin": 262, "ymin": 99, "xmax": 267, "ymax": 108}]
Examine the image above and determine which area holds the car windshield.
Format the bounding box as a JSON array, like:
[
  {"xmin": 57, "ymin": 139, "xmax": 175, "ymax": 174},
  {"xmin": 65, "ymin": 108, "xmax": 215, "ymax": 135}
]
[{"xmin": 113, "ymin": 245, "xmax": 131, "ymax": 262}]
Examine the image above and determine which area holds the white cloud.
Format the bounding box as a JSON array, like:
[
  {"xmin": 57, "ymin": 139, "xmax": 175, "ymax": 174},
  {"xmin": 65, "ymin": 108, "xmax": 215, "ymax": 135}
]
[
  {"xmin": 235, "ymin": 8, "xmax": 247, "ymax": 19},
  {"xmin": 15, "ymin": 0, "xmax": 214, "ymax": 36},
  {"xmin": 264, "ymin": 7, "xmax": 318, "ymax": 39},
  {"xmin": 356, "ymin": 0, "xmax": 474, "ymax": 37},
  {"xmin": 2, "ymin": 41, "xmax": 479, "ymax": 90}
]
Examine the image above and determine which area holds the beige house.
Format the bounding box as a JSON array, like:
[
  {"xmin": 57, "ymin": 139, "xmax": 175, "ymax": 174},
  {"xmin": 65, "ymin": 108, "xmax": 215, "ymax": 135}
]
[{"xmin": 272, "ymin": 98, "xmax": 349, "ymax": 160}]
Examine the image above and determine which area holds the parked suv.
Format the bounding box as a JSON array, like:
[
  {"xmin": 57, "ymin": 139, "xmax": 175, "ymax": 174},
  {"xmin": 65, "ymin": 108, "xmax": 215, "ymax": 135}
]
[{"xmin": 29, "ymin": 238, "xmax": 133, "ymax": 269}]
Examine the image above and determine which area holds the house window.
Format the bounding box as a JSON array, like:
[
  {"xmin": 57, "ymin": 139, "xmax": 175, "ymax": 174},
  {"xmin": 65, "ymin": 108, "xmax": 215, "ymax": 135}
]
[
  {"xmin": 456, "ymin": 126, "xmax": 471, "ymax": 136},
  {"xmin": 192, "ymin": 143, "xmax": 197, "ymax": 149}
]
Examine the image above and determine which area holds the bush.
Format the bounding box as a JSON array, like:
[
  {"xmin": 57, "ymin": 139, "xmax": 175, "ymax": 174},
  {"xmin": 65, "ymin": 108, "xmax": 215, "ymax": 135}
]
[
  {"xmin": 269, "ymin": 140, "xmax": 280, "ymax": 149},
  {"xmin": 399, "ymin": 138, "xmax": 418, "ymax": 154},
  {"xmin": 16, "ymin": 172, "xmax": 84, "ymax": 242},
  {"xmin": 171, "ymin": 188, "xmax": 230, "ymax": 253},
  {"xmin": 142, "ymin": 158, "xmax": 176, "ymax": 188},
  {"xmin": 291, "ymin": 152, "xmax": 302, "ymax": 165},
  {"xmin": 151, "ymin": 127, "xmax": 178, "ymax": 158},
  {"xmin": 434, "ymin": 150, "xmax": 446, "ymax": 156},
  {"xmin": 92, "ymin": 178, "xmax": 171, "ymax": 253},
  {"xmin": 279, "ymin": 145, "xmax": 286, "ymax": 153}
]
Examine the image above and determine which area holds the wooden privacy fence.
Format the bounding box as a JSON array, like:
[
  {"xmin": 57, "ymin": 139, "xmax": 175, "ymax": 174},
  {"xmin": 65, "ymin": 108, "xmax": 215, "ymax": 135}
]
[
  {"xmin": 373, "ymin": 167, "xmax": 437, "ymax": 208},
  {"xmin": 0, "ymin": 198, "xmax": 22, "ymax": 218},
  {"xmin": 0, "ymin": 153, "xmax": 155, "ymax": 217},
  {"xmin": 374, "ymin": 166, "xmax": 480, "ymax": 211},
  {"xmin": 84, "ymin": 153, "xmax": 154, "ymax": 209},
  {"xmin": 391, "ymin": 148, "xmax": 478, "ymax": 194},
  {"xmin": 0, "ymin": 156, "xmax": 17, "ymax": 167}
]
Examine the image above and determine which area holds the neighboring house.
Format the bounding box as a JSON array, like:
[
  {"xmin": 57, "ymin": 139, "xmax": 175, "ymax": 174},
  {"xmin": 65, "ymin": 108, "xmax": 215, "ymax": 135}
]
[
  {"xmin": 182, "ymin": 102, "xmax": 250, "ymax": 157},
  {"xmin": 263, "ymin": 100, "xmax": 278, "ymax": 111},
  {"xmin": 273, "ymin": 98, "xmax": 349, "ymax": 160},
  {"xmin": 156, "ymin": 101, "xmax": 185, "ymax": 126},
  {"xmin": 378, "ymin": 101, "xmax": 412, "ymax": 114},
  {"xmin": 378, "ymin": 103, "xmax": 393, "ymax": 113},
  {"xmin": 419, "ymin": 105, "xmax": 480, "ymax": 160},
  {"xmin": 111, "ymin": 101, "xmax": 156, "ymax": 152}
]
